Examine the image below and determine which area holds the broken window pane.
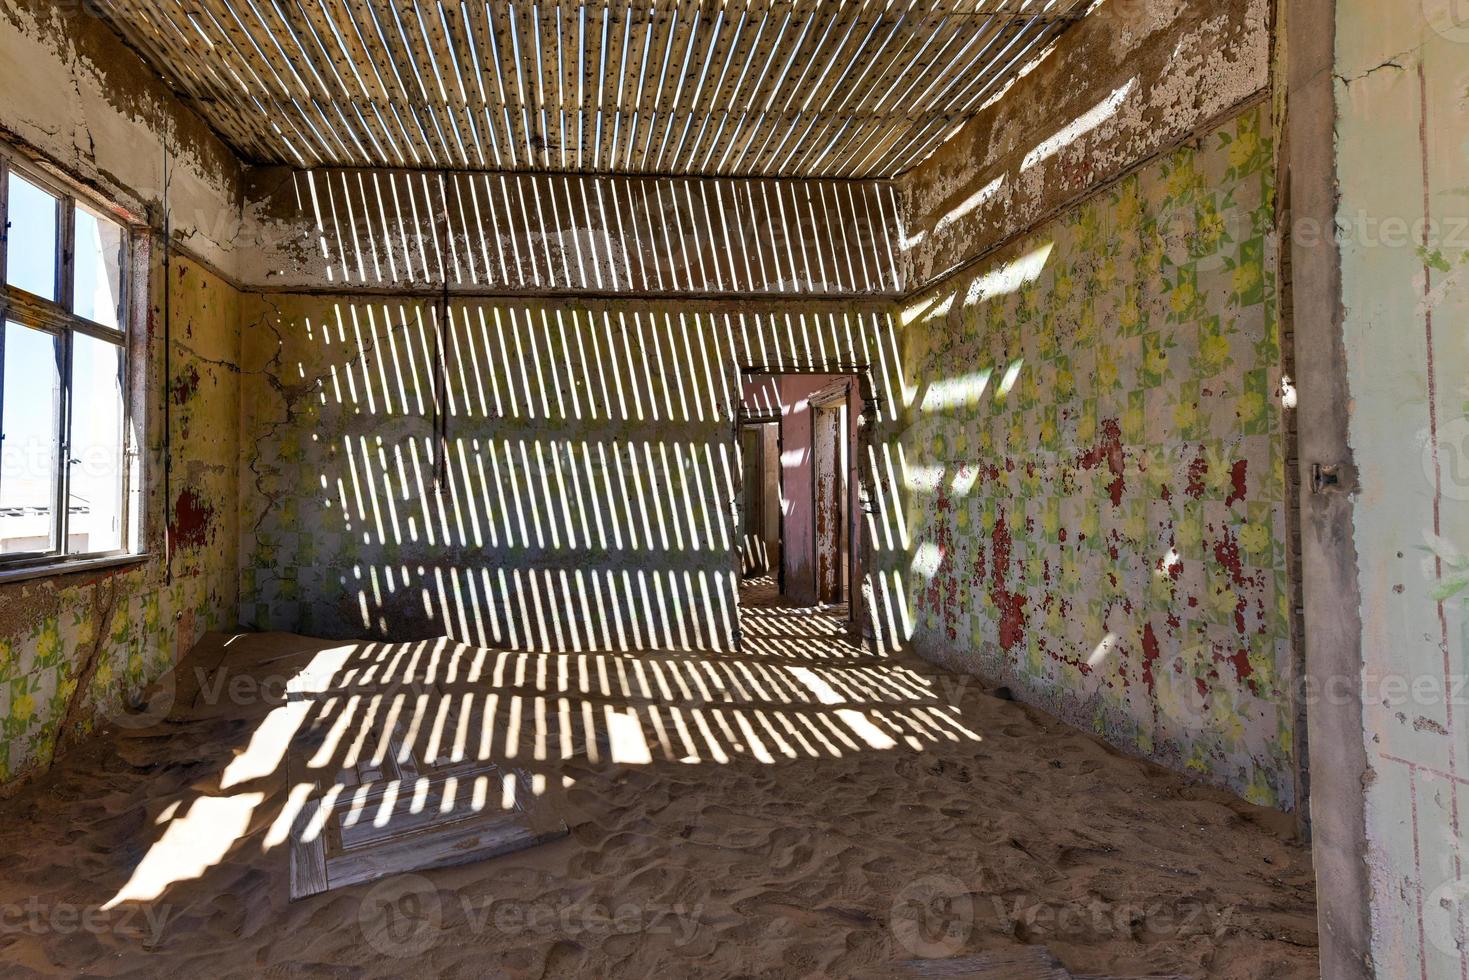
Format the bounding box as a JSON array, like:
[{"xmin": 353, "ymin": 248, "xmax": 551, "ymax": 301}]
[
  {"xmin": 6, "ymin": 172, "xmax": 59, "ymax": 301},
  {"xmin": 0, "ymin": 321, "xmax": 61, "ymax": 555},
  {"xmin": 73, "ymin": 203, "xmax": 124, "ymax": 328},
  {"xmin": 68, "ymin": 332, "xmax": 125, "ymax": 554}
]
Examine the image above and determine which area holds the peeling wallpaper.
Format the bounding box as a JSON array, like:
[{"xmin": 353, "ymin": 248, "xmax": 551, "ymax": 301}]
[
  {"xmin": 898, "ymin": 0, "xmax": 1269, "ymax": 288},
  {"xmin": 0, "ymin": 255, "xmax": 241, "ymax": 786},
  {"xmin": 895, "ymin": 105, "xmax": 1293, "ymax": 808},
  {"xmin": 237, "ymin": 295, "xmax": 901, "ymax": 651}
]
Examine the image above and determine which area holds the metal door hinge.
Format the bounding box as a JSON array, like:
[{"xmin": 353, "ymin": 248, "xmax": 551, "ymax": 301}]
[{"xmin": 1310, "ymin": 462, "xmax": 1357, "ymax": 495}]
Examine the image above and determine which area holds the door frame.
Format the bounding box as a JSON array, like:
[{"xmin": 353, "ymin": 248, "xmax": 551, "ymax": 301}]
[
  {"xmin": 732, "ymin": 365, "xmax": 878, "ymax": 643},
  {"xmin": 1284, "ymin": 0, "xmax": 1370, "ymax": 972},
  {"xmin": 809, "ymin": 378, "xmax": 853, "ymax": 614},
  {"xmin": 737, "ymin": 415, "xmax": 781, "ymax": 582}
]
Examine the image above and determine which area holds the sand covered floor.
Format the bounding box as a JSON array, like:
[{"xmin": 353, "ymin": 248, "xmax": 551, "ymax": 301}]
[{"xmin": 0, "ymin": 584, "xmax": 1317, "ymax": 978}]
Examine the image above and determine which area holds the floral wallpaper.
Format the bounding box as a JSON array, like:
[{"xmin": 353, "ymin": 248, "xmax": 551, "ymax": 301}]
[
  {"xmin": 895, "ymin": 105, "xmax": 1294, "ymax": 807},
  {"xmin": 0, "ymin": 256, "xmax": 240, "ymax": 786}
]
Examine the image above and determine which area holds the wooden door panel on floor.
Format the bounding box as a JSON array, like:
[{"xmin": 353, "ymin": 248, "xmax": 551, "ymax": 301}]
[{"xmin": 288, "ymin": 684, "xmax": 568, "ymax": 900}]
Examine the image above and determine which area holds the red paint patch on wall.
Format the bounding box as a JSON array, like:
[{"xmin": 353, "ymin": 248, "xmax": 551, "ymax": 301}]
[
  {"xmin": 1077, "ymin": 418, "xmax": 1126, "ymax": 505},
  {"xmin": 1141, "ymin": 622, "xmax": 1161, "ymax": 696},
  {"xmin": 1212, "ymin": 527, "xmax": 1247, "ymax": 587},
  {"xmin": 989, "ymin": 513, "xmax": 1028, "ymax": 652},
  {"xmin": 171, "ymin": 488, "xmax": 215, "ymax": 550},
  {"xmin": 1185, "ymin": 450, "xmax": 1209, "ymax": 499},
  {"xmin": 172, "ymin": 364, "xmax": 200, "ymax": 406},
  {"xmin": 1226, "ymin": 459, "xmax": 1248, "ymax": 506}
]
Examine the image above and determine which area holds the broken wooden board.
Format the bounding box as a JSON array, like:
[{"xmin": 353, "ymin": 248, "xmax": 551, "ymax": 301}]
[
  {"xmin": 874, "ymin": 947, "xmax": 1071, "ymax": 979},
  {"xmin": 288, "ymin": 706, "xmax": 568, "ymax": 901},
  {"xmin": 862, "ymin": 946, "xmax": 1192, "ymax": 980}
]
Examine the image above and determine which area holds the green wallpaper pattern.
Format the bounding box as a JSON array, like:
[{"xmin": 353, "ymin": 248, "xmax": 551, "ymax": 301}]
[{"xmin": 895, "ymin": 105, "xmax": 1293, "ymax": 807}]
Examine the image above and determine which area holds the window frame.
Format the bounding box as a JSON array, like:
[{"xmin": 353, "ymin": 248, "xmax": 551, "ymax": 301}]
[{"xmin": 0, "ymin": 154, "xmax": 138, "ymax": 574}]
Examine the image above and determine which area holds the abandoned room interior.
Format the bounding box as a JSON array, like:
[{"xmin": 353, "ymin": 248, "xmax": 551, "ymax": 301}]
[{"xmin": 0, "ymin": 0, "xmax": 1461, "ymax": 976}]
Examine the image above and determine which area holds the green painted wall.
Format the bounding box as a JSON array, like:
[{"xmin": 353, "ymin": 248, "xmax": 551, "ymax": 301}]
[{"xmin": 1333, "ymin": 3, "xmax": 1469, "ymax": 973}]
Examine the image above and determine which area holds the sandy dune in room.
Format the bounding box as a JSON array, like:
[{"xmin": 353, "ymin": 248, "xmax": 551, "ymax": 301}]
[{"xmin": 0, "ymin": 587, "xmax": 1316, "ymax": 978}]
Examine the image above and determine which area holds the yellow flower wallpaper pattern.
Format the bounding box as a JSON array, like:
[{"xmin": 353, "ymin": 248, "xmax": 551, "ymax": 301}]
[{"xmin": 895, "ymin": 105, "xmax": 1292, "ymax": 808}]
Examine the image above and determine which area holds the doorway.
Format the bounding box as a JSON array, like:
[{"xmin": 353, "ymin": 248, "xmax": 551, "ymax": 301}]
[
  {"xmin": 735, "ymin": 371, "xmax": 864, "ymax": 633},
  {"xmin": 739, "ymin": 420, "xmax": 780, "ymax": 580}
]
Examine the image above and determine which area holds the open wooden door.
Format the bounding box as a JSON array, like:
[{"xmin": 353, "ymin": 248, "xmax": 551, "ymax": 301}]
[
  {"xmin": 740, "ymin": 424, "xmax": 764, "ymax": 576},
  {"xmin": 813, "ymin": 399, "xmax": 844, "ymax": 605}
]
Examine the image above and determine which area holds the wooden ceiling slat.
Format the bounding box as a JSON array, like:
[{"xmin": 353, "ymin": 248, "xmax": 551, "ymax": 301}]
[
  {"xmin": 874, "ymin": 13, "xmax": 1062, "ymax": 175},
  {"xmin": 669, "ymin": 0, "xmax": 746, "ymax": 173},
  {"xmin": 521, "ymin": 0, "xmax": 552, "ymax": 167},
  {"xmin": 458, "ymin": 1, "xmax": 507, "ymax": 166},
  {"xmin": 834, "ymin": 5, "xmax": 938, "ymax": 120},
  {"xmin": 556, "ymin": 2, "xmax": 580, "ymax": 168},
  {"xmin": 139, "ymin": 0, "xmax": 305, "ymax": 162},
  {"xmin": 479, "ymin": 0, "xmax": 524, "ymax": 166},
  {"xmin": 302, "ymin": 3, "xmax": 411, "ymax": 163},
  {"xmin": 739, "ymin": 2, "xmax": 842, "ymax": 177},
  {"xmin": 93, "ymin": 0, "xmax": 1091, "ymax": 177},
  {"xmin": 632, "ymin": 2, "xmax": 682, "ymax": 170},
  {"xmin": 646, "ymin": 3, "xmax": 705, "ymax": 172},
  {"xmin": 121, "ymin": 1, "xmax": 255, "ymax": 153},
  {"xmin": 615, "ymin": 3, "xmax": 660, "ymax": 169},
  {"xmin": 659, "ymin": 2, "xmax": 724, "ymax": 172},
  {"xmin": 592, "ymin": 1, "xmax": 629, "ymax": 171},
  {"xmin": 686, "ymin": 1, "xmax": 769, "ymax": 173},
  {"xmin": 740, "ymin": 1, "xmax": 848, "ymax": 174}
]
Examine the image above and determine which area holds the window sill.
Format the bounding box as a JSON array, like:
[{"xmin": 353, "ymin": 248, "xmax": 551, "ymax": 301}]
[{"xmin": 0, "ymin": 553, "xmax": 151, "ymax": 587}]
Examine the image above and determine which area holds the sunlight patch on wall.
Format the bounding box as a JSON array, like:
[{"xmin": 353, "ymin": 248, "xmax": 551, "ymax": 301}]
[
  {"xmin": 935, "ymin": 174, "xmax": 1006, "ymax": 238},
  {"xmin": 921, "ymin": 368, "xmax": 994, "ymax": 413},
  {"xmin": 1022, "ymin": 78, "xmax": 1137, "ymax": 172},
  {"xmin": 963, "ymin": 242, "xmax": 1054, "ymax": 308},
  {"xmin": 911, "ymin": 541, "xmax": 942, "ymax": 580}
]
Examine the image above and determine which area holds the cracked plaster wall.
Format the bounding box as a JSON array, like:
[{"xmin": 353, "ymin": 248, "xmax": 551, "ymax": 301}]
[
  {"xmin": 897, "ymin": 0, "xmax": 1271, "ymax": 289},
  {"xmin": 0, "ymin": 0, "xmax": 245, "ymax": 274},
  {"xmin": 0, "ymin": 1, "xmax": 244, "ymax": 788},
  {"xmin": 1331, "ymin": 3, "xmax": 1469, "ymax": 974}
]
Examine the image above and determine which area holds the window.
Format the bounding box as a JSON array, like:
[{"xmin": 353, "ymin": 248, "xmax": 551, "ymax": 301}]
[{"xmin": 0, "ymin": 159, "xmax": 134, "ymax": 570}]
